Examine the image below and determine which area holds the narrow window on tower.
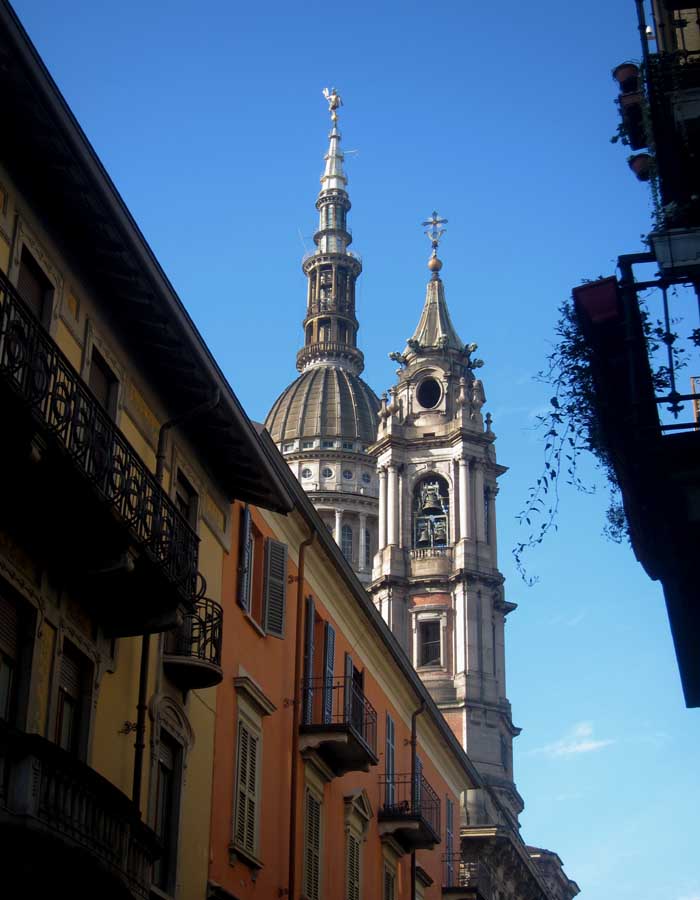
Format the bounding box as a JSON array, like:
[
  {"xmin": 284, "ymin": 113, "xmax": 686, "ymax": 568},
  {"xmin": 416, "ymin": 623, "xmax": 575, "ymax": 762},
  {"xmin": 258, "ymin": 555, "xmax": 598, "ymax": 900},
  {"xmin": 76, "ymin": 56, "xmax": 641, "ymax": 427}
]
[
  {"xmin": 341, "ymin": 524, "xmax": 353, "ymax": 562},
  {"xmin": 418, "ymin": 620, "xmax": 441, "ymax": 668}
]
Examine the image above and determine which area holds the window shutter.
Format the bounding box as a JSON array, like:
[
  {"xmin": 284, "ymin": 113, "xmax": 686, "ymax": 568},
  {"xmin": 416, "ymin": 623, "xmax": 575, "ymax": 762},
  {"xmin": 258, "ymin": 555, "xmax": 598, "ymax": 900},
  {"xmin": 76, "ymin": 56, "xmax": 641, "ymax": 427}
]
[
  {"xmin": 413, "ymin": 754, "xmax": 423, "ymax": 811},
  {"xmin": 383, "ymin": 867, "xmax": 395, "ymax": 900},
  {"xmin": 446, "ymin": 796, "xmax": 454, "ymax": 882},
  {"xmin": 60, "ymin": 646, "xmax": 83, "ymax": 698},
  {"xmin": 346, "ymin": 833, "xmax": 360, "ymax": 900},
  {"xmin": 322, "ymin": 623, "xmax": 335, "ymax": 724},
  {"xmin": 302, "ymin": 596, "xmax": 315, "ymax": 725},
  {"xmin": 303, "ymin": 791, "xmax": 321, "ymax": 900},
  {"xmin": 234, "ymin": 722, "xmax": 259, "ymax": 855},
  {"xmin": 385, "ymin": 714, "xmax": 395, "ymax": 806},
  {"xmin": 263, "ymin": 538, "xmax": 287, "ymax": 638},
  {"xmin": 237, "ymin": 506, "xmax": 252, "ymax": 612},
  {"xmin": 0, "ymin": 594, "xmax": 18, "ymax": 658}
]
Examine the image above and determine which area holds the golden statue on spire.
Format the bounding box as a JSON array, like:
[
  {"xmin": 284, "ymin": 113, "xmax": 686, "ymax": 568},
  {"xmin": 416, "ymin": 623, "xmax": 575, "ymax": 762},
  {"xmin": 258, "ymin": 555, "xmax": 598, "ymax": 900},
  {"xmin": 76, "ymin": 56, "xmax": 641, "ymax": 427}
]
[{"xmin": 322, "ymin": 87, "xmax": 343, "ymax": 123}]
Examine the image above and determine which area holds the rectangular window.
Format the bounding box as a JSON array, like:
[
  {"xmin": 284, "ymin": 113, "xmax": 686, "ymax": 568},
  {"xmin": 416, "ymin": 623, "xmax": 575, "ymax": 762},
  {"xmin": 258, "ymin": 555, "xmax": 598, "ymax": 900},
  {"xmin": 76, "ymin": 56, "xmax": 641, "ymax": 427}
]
[
  {"xmin": 233, "ymin": 719, "xmax": 260, "ymax": 859},
  {"xmin": 346, "ymin": 832, "xmax": 360, "ymax": 900},
  {"xmin": 303, "ymin": 789, "xmax": 322, "ymax": 900},
  {"xmin": 385, "ymin": 713, "xmax": 395, "ymax": 807},
  {"xmin": 153, "ymin": 731, "xmax": 182, "ymax": 893},
  {"xmin": 174, "ymin": 469, "xmax": 198, "ymax": 528},
  {"xmin": 418, "ymin": 620, "xmax": 441, "ymax": 667},
  {"xmin": 342, "ymin": 441, "xmax": 354, "ymax": 450},
  {"xmin": 321, "ymin": 440, "xmax": 335, "ymax": 449},
  {"xmin": 237, "ymin": 506, "xmax": 253, "ymax": 613},
  {"xmin": 17, "ymin": 246, "xmax": 52, "ymax": 323},
  {"xmin": 0, "ymin": 592, "xmax": 19, "ymax": 723},
  {"xmin": 302, "ymin": 440, "xmax": 314, "ymax": 450},
  {"xmin": 88, "ymin": 346, "xmax": 118, "ymax": 417},
  {"xmin": 446, "ymin": 796, "xmax": 454, "ymax": 883},
  {"xmin": 55, "ymin": 641, "xmax": 91, "ymax": 759}
]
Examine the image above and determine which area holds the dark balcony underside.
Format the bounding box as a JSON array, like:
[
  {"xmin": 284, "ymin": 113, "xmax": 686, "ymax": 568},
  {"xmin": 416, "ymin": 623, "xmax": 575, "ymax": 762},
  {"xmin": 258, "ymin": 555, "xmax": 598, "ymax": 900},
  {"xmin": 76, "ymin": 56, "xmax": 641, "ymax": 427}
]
[
  {"xmin": 0, "ymin": 402, "xmax": 190, "ymax": 636},
  {"xmin": 378, "ymin": 810, "xmax": 440, "ymax": 852},
  {"xmin": 299, "ymin": 723, "xmax": 379, "ymax": 776}
]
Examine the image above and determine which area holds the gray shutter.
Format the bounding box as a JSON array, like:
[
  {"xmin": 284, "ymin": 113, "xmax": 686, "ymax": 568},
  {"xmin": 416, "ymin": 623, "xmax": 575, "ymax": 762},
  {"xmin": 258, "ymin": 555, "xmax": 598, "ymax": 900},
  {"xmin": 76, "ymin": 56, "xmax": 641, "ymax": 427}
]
[
  {"xmin": 322, "ymin": 623, "xmax": 335, "ymax": 724},
  {"xmin": 263, "ymin": 538, "xmax": 287, "ymax": 638},
  {"xmin": 60, "ymin": 646, "xmax": 82, "ymax": 698},
  {"xmin": 385, "ymin": 713, "xmax": 395, "ymax": 806},
  {"xmin": 413, "ymin": 754, "xmax": 423, "ymax": 811},
  {"xmin": 237, "ymin": 506, "xmax": 252, "ymax": 612},
  {"xmin": 343, "ymin": 652, "xmax": 353, "ymax": 724},
  {"xmin": 302, "ymin": 596, "xmax": 315, "ymax": 725}
]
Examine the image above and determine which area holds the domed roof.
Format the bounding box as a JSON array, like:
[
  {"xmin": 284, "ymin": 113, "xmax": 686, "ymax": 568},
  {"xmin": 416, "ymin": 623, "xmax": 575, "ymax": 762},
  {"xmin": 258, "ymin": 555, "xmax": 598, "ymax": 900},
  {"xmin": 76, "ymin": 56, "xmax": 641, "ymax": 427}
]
[{"xmin": 265, "ymin": 364, "xmax": 380, "ymax": 445}]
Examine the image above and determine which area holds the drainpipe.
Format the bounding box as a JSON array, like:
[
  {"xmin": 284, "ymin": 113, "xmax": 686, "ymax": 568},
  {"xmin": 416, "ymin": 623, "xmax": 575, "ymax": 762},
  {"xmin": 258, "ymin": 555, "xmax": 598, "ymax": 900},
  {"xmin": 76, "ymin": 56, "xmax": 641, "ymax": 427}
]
[
  {"xmin": 410, "ymin": 699, "xmax": 426, "ymax": 900},
  {"xmin": 131, "ymin": 389, "xmax": 220, "ymax": 811},
  {"xmin": 288, "ymin": 530, "xmax": 314, "ymax": 900}
]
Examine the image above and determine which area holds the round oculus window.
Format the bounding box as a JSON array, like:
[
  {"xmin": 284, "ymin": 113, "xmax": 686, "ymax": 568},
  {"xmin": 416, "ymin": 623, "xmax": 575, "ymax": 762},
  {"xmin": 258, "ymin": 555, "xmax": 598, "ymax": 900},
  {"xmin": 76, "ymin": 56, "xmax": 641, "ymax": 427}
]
[
  {"xmin": 322, "ymin": 467, "xmax": 333, "ymax": 478},
  {"xmin": 416, "ymin": 377, "xmax": 441, "ymax": 409},
  {"xmin": 343, "ymin": 469, "xmax": 353, "ymax": 480},
  {"xmin": 301, "ymin": 468, "xmax": 312, "ymax": 479}
]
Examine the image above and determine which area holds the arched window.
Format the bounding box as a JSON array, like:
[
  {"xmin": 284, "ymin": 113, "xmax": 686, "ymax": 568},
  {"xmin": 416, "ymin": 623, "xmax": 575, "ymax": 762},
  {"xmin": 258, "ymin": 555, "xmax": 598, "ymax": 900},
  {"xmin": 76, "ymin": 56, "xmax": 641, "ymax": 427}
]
[
  {"xmin": 364, "ymin": 529, "xmax": 371, "ymax": 569},
  {"xmin": 413, "ymin": 476, "xmax": 450, "ymax": 548},
  {"xmin": 341, "ymin": 524, "xmax": 353, "ymax": 561}
]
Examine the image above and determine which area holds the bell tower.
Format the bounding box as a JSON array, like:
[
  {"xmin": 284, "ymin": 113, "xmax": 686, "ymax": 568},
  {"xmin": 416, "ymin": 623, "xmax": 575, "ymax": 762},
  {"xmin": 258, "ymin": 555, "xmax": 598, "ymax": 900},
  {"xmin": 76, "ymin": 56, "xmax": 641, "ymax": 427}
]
[{"xmin": 369, "ymin": 214, "xmax": 523, "ymax": 826}]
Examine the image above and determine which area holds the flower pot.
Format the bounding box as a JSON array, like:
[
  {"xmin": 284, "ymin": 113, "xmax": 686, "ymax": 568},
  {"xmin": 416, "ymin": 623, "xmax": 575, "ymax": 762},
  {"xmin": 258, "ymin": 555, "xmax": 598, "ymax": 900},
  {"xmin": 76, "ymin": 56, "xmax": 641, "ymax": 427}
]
[
  {"xmin": 628, "ymin": 153, "xmax": 653, "ymax": 181},
  {"xmin": 612, "ymin": 62, "xmax": 640, "ymax": 94},
  {"xmin": 651, "ymin": 228, "xmax": 700, "ymax": 272}
]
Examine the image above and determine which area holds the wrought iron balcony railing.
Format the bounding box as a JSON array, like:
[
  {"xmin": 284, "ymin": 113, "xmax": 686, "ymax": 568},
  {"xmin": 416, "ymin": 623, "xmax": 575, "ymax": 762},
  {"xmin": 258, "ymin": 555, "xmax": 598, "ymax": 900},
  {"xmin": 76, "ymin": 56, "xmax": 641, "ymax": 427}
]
[
  {"xmin": 302, "ymin": 675, "xmax": 378, "ymax": 754},
  {"xmin": 0, "ymin": 722, "xmax": 160, "ymax": 899},
  {"xmin": 163, "ymin": 574, "xmax": 224, "ymax": 689},
  {"xmin": 378, "ymin": 772, "xmax": 441, "ymax": 847},
  {"xmin": 443, "ymin": 856, "xmax": 493, "ymax": 898},
  {"xmin": 0, "ymin": 268, "xmax": 198, "ymax": 602}
]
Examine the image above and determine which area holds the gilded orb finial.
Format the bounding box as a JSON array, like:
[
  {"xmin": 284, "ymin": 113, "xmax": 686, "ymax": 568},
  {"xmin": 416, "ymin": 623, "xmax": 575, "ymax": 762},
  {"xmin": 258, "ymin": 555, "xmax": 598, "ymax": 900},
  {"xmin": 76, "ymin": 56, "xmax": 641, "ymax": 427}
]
[
  {"xmin": 322, "ymin": 86, "xmax": 343, "ymax": 123},
  {"xmin": 422, "ymin": 210, "xmax": 447, "ymax": 277}
]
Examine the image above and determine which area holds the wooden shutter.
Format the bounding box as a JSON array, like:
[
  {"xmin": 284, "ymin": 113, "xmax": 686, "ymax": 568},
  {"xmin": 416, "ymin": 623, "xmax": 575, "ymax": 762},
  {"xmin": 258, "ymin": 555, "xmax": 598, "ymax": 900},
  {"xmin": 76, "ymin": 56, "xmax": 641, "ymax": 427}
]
[
  {"xmin": 413, "ymin": 754, "xmax": 423, "ymax": 811},
  {"xmin": 302, "ymin": 596, "xmax": 315, "ymax": 725},
  {"xmin": 60, "ymin": 645, "xmax": 83, "ymax": 698},
  {"xmin": 343, "ymin": 652, "xmax": 353, "ymax": 724},
  {"xmin": 385, "ymin": 714, "xmax": 395, "ymax": 806},
  {"xmin": 263, "ymin": 538, "xmax": 287, "ymax": 637},
  {"xmin": 383, "ymin": 867, "xmax": 395, "ymax": 900},
  {"xmin": 0, "ymin": 594, "xmax": 18, "ymax": 658},
  {"xmin": 303, "ymin": 790, "xmax": 321, "ymax": 900},
  {"xmin": 346, "ymin": 832, "xmax": 360, "ymax": 900},
  {"xmin": 237, "ymin": 506, "xmax": 252, "ymax": 612},
  {"xmin": 446, "ymin": 795, "xmax": 454, "ymax": 883},
  {"xmin": 234, "ymin": 721, "xmax": 259, "ymax": 855},
  {"xmin": 322, "ymin": 623, "xmax": 335, "ymax": 724}
]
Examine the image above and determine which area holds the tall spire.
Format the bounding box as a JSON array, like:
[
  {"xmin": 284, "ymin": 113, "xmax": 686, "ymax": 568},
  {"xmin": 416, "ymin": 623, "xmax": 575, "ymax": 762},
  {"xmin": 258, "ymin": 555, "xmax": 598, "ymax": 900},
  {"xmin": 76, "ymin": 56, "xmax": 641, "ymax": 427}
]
[
  {"xmin": 297, "ymin": 90, "xmax": 364, "ymax": 376},
  {"xmin": 404, "ymin": 211, "xmax": 464, "ymax": 358}
]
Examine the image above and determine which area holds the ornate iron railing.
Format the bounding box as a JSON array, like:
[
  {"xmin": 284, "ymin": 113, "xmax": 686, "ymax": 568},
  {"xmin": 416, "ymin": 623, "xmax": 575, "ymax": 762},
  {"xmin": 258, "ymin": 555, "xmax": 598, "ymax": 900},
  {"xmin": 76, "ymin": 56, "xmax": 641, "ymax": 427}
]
[
  {"xmin": 165, "ymin": 574, "xmax": 223, "ymax": 667},
  {"xmin": 301, "ymin": 675, "xmax": 378, "ymax": 756},
  {"xmin": 443, "ymin": 856, "xmax": 493, "ymax": 896},
  {"xmin": 0, "ymin": 268, "xmax": 198, "ymax": 598},
  {"xmin": 0, "ymin": 722, "xmax": 160, "ymax": 898},
  {"xmin": 378, "ymin": 772, "xmax": 441, "ymax": 840}
]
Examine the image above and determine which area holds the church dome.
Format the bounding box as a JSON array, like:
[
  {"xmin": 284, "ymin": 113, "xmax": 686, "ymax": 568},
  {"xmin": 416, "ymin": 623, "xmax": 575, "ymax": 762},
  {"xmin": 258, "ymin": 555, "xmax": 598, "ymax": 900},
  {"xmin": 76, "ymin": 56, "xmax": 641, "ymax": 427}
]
[{"xmin": 265, "ymin": 364, "xmax": 380, "ymax": 445}]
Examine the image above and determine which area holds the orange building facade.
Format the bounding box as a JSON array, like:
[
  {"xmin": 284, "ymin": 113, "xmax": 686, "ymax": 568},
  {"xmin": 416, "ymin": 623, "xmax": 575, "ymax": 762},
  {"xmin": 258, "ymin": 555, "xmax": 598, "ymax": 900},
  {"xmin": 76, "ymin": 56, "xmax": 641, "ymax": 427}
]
[{"xmin": 209, "ymin": 442, "xmax": 484, "ymax": 900}]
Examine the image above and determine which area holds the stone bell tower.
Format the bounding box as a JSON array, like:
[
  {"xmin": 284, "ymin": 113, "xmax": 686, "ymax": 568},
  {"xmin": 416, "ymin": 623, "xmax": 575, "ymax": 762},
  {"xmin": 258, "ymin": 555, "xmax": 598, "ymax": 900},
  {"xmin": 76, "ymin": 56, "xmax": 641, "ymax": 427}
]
[{"xmin": 369, "ymin": 214, "xmax": 523, "ymax": 825}]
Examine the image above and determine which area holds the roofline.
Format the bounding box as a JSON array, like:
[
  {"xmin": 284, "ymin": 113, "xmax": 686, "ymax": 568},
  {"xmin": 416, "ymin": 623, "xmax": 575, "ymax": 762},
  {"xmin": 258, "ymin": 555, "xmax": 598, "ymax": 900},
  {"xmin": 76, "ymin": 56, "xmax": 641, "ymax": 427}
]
[
  {"xmin": 0, "ymin": 0, "xmax": 294, "ymax": 514},
  {"xmin": 255, "ymin": 425, "xmax": 484, "ymax": 789}
]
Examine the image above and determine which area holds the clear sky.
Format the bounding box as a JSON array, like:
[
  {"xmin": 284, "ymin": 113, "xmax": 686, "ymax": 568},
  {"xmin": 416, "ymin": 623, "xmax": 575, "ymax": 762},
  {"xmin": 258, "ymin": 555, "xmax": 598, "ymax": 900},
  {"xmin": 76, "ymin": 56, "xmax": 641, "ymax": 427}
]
[{"xmin": 11, "ymin": 0, "xmax": 699, "ymax": 897}]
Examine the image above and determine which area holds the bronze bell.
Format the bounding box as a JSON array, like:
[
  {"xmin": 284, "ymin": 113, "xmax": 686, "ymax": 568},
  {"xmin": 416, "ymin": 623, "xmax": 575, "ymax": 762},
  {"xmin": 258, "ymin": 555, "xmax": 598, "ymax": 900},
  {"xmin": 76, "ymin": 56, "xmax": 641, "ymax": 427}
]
[
  {"xmin": 417, "ymin": 523, "xmax": 430, "ymax": 545},
  {"xmin": 421, "ymin": 483, "xmax": 442, "ymax": 514},
  {"xmin": 433, "ymin": 519, "xmax": 447, "ymax": 544}
]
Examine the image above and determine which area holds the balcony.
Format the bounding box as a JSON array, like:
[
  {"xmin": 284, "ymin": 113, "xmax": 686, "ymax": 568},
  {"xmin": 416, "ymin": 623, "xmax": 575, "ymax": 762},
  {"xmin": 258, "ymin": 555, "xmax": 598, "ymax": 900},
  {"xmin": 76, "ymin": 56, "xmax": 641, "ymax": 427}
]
[
  {"xmin": 573, "ymin": 258, "xmax": 700, "ymax": 705},
  {"xmin": 163, "ymin": 576, "xmax": 224, "ymax": 689},
  {"xmin": 300, "ymin": 675, "xmax": 378, "ymax": 776},
  {"xmin": 296, "ymin": 341, "xmax": 364, "ymax": 372},
  {"xmin": 443, "ymin": 857, "xmax": 493, "ymax": 900},
  {"xmin": 409, "ymin": 546, "xmax": 453, "ymax": 577},
  {"xmin": 0, "ymin": 722, "xmax": 160, "ymax": 899},
  {"xmin": 0, "ymin": 269, "xmax": 198, "ymax": 636},
  {"xmin": 378, "ymin": 773, "xmax": 441, "ymax": 851}
]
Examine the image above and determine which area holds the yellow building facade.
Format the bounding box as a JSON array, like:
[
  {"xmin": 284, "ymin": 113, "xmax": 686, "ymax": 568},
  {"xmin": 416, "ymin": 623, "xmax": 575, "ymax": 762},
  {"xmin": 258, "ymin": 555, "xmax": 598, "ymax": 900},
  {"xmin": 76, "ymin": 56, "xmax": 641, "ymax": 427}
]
[{"xmin": 0, "ymin": 3, "xmax": 291, "ymax": 898}]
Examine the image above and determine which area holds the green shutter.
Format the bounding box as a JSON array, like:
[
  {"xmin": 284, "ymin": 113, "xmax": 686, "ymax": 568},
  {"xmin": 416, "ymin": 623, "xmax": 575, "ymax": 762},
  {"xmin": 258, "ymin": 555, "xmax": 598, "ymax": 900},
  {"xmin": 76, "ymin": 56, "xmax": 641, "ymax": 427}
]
[
  {"xmin": 237, "ymin": 506, "xmax": 252, "ymax": 612},
  {"xmin": 263, "ymin": 538, "xmax": 287, "ymax": 638}
]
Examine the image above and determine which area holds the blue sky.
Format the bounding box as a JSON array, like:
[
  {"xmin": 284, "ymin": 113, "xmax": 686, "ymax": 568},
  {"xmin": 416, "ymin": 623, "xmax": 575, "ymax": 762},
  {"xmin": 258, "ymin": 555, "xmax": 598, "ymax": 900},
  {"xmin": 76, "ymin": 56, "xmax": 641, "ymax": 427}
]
[{"xmin": 11, "ymin": 0, "xmax": 699, "ymax": 896}]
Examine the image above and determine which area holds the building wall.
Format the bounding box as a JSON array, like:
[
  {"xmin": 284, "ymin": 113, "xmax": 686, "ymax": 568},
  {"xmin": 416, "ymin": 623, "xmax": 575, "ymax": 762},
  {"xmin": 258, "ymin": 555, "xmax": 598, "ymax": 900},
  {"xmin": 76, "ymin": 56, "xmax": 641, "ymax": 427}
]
[
  {"xmin": 0, "ymin": 161, "xmax": 230, "ymax": 900},
  {"xmin": 210, "ymin": 501, "xmax": 473, "ymax": 899}
]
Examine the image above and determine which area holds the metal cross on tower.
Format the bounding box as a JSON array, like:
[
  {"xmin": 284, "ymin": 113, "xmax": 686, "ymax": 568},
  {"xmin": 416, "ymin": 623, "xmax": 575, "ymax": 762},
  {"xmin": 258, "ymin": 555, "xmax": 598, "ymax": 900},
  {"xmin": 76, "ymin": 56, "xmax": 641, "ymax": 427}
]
[{"xmin": 422, "ymin": 211, "xmax": 448, "ymax": 250}]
